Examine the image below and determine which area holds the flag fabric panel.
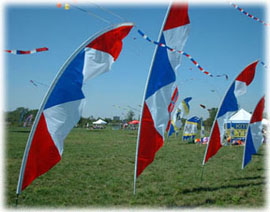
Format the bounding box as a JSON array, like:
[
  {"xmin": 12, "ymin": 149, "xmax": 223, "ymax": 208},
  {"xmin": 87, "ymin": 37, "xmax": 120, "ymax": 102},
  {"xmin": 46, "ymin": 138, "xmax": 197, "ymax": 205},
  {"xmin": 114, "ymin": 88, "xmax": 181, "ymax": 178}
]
[
  {"xmin": 17, "ymin": 23, "xmax": 133, "ymax": 193},
  {"xmin": 202, "ymin": 60, "xmax": 259, "ymax": 165},
  {"xmin": 135, "ymin": 2, "xmax": 190, "ymax": 178},
  {"xmin": 242, "ymin": 96, "xmax": 265, "ymax": 168},
  {"xmin": 166, "ymin": 86, "xmax": 179, "ymax": 131},
  {"xmin": 182, "ymin": 116, "xmax": 200, "ymax": 141},
  {"xmin": 180, "ymin": 97, "xmax": 192, "ymax": 118},
  {"xmin": 167, "ymin": 96, "xmax": 192, "ymax": 138}
]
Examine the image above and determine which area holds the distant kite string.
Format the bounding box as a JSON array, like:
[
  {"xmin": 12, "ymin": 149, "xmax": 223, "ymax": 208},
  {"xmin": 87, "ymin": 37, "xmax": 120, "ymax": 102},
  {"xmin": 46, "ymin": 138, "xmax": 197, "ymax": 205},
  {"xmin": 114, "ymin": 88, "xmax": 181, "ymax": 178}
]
[
  {"xmin": 57, "ymin": 2, "xmax": 111, "ymax": 24},
  {"xmin": 30, "ymin": 80, "xmax": 48, "ymax": 87},
  {"xmin": 260, "ymin": 61, "xmax": 269, "ymax": 70},
  {"xmin": 5, "ymin": 47, "xmax": 48, "ymax": 55},
  {"xmin": 230, "ymin": 2, "xmax": 270, "ymax": 27},
  {"xmin": 62, "ymin": 2, "xmax": 227, "ymax": 79}
]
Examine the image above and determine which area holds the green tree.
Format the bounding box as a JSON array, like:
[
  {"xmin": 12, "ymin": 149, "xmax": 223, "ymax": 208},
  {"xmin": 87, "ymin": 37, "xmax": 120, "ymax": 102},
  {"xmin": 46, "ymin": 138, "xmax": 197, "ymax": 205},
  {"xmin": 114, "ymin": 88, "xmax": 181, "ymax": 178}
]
[
  {"xmin": 204, "ymin": 108, "xmax": 218, "ymax": 128},
  {"xmin": 5, "ymin": 107, "xmax": 38, "ymax": 126},
  {"xmin": 126, "ymin": 110, "xmax": 135, "ymax": 122}
]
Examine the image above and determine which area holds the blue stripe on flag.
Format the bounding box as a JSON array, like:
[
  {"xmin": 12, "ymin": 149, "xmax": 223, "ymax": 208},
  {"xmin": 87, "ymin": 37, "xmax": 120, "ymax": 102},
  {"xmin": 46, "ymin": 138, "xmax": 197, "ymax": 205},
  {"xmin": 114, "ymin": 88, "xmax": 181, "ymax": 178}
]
[
  {"xmin": 188, "ymin": 116, "xmax": 200, "ymax": 123},
  {"xmin": 145, "ymin": 34, "xmax": 176, "ymax": 99},
  {"xmin": 137, "ymin": 29, "xmax": 144, "ymax": 36},
  {"xmin": 168, "ymin": 123, "xmax": 175, "ymax": 137},
  {"xmin": 217, "ymin": 82, "xmax": 238, "ymax": 118},
  {"xmin": 243, "ymin": 128, "xmax": 256, "ymax": 167},
  {"xmin": 45, "ymin": 50, "xmax": 85, "ymax": 109}
]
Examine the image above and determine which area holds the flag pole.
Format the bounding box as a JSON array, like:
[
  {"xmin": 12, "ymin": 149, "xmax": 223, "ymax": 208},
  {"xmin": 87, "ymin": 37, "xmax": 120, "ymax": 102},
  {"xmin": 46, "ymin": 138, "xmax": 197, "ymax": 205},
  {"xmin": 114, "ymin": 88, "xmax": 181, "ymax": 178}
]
[
  {"xmin": 15, "ymin": 194, "xmax": 19, "ymax": 207},
  {"xmin": 202, "ymin": 60, "xmax": 259, "ymax": 166},
  {"xmin": 242, "ymin": 123, "xmax": 250, "ymax": 169},
  {"xmin": 16, "ymin": 23, "xmax": 134, "ymax": 195},
  {"xmin": 200, "ymin": 165, "xmax": 205, "ymax": 182},
  {"xmin": 202, "ymin": 72, "xmax": 241, "ymax": 166},
  {"xmin": 133, "ymin": 4, "xmax": 172, "ymax": 195}
]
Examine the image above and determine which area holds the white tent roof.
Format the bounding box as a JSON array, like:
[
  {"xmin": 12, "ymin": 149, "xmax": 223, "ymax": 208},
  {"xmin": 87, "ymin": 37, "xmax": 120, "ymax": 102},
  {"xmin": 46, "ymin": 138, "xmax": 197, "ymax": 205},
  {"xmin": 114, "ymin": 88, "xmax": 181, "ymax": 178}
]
[
  {"xmin": 228, "ymin": 109, "xmax": 251, "ymax": 123},
  {"xmin": 92, "ymin": 119, "xmax": 107, "ymax": 125},
  {"xmin": 262, "ymin": 118, "xmax": 269, "ymax": 126}
]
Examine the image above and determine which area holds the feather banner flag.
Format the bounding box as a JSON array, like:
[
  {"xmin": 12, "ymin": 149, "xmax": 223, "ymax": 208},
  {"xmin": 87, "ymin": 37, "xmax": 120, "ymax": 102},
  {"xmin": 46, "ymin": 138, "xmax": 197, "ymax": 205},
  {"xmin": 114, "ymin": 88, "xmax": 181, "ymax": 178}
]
[
  {"xmin": 166, "ymin": 86, "xmax": 180, "ymax": 132},
  {"xmin": 16, "ymin": 23, "xmax": 133, "ymax": 194},
  {"xmin": 182, "ymin": 116, "xmax": 200, "ymax": 141},
  {"xmin": 180, "ymin": 97, "xmax": 192, "ymax": 118},
  {"xmin": 202, "ymin": 60, "xmax": 259, "ymax": 165},
  {"xmin": 167, "ymin": 97, "xmax": 192, "ymax": 138},
  {"xmin": 134, "ymin": 1, "xmax": 190, "ymax": 190},
  {"xmin": 242, "ymin": 96, "xmax": 265, "ymax": 169}
]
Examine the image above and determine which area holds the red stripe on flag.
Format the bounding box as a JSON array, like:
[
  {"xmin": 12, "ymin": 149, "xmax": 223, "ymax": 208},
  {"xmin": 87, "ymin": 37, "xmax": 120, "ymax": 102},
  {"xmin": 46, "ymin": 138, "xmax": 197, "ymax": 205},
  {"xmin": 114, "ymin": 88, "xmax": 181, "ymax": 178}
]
[
  {"xmin": 136, "ymin": 103, "xmax": 163, "ymax": 177},
  {"xmin": 204, "ymin": 121, "xmax": 222, "ymax": 164},
  {"xmin": 22, "ymin": 113, "xmax": 61, "ymax": 191},
  {"xmin": 19, "ymin": 51, "xmax": 31, "ymax": 54},
  {"xmin": 250, "ymin": 97, "xmax": 265, "ymax": 123},
  {"xmin": 236, "ymin": 61, "xmax": 258, "ymax": 86},
  {"xmin": 36, "ymin": 47, "xmax": 49, "ymax": 52},
  {"xmin": 87, "ymin": 25, "xmax": 133, "ymax": 61},
  {"xmin": 163, "ymin": 2, "xmax": 190, "ymax": 31}
]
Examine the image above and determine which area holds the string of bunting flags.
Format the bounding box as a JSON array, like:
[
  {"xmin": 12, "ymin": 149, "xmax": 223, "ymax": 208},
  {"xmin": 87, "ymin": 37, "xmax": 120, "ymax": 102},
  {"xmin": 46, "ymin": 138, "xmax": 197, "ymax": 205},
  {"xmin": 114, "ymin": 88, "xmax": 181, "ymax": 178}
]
[
  {"xmin": 230, "ymin": 2, "xmax": 270, "ymax": 27},
  {"xmin": 137, "ymin": 29, "xmax": 228, "ymax": 80},
  {"xmin": 5, "ymin": 47, "xmax": 48, "ymax": 55}
]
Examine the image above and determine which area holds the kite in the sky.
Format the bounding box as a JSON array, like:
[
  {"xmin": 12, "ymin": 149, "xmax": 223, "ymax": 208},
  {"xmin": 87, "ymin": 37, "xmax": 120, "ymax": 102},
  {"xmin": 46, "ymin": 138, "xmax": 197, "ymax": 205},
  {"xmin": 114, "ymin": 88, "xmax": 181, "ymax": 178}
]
[
  {"xmin": 200, "ymin": 104, "xmax": 206, "ymax": 109},
  {"xmin": 5, "ymin": 47, "xmax": 48, "ymax": 55},
  {"xmin": 30, "ymin": 80, "xmax": 37, "ymax": 87},
  {"xmin": 30, "ymin": 80, "xmax": 48, "ymax": 87}
]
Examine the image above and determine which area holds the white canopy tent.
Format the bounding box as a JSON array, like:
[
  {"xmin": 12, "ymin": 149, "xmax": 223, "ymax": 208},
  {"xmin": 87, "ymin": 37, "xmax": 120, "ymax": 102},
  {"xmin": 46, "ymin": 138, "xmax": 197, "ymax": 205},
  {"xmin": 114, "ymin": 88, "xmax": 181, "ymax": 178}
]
[
  {"xmin": 228, "ymin": 108, "xmax": 251, "ymax": 123},
  {"xmin": 224, "ymin": 109, "xmax": 251, "ymax": 142},
  {"xmin": 227, "ymin": 108, "xmax": 268, "ymax": 126},
  {"xmin": 92, "ymin": 119, "xmax": 107, "ymax": 125}
]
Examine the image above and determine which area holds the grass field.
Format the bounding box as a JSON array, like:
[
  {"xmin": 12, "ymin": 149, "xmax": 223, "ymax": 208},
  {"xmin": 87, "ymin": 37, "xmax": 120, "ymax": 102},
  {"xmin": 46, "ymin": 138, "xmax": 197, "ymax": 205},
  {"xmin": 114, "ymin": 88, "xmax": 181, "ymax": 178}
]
[{"xmin": 5, "ymin": 126, "xmax": 266, "ymax": 209}]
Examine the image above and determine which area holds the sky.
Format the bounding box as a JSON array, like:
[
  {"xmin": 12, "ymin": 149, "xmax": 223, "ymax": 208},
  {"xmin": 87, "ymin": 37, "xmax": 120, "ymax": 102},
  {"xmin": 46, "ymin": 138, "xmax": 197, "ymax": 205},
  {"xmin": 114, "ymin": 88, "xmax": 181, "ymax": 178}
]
[{"xmin": 3, "ymin": 0, "xmax": 268, "ymax": 120}]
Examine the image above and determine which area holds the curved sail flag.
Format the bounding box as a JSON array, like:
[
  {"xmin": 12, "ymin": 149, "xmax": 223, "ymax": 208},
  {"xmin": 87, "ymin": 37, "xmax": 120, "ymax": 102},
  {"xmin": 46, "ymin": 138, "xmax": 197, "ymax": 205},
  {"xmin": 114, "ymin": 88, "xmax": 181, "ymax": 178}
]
[
  {"xmin": 16, "ymin": 23, "xmax": 133, "ymax": 194},
  {"xmin": 134, "ymin": 1, "xmax": 190, "ymax": 185},
  {"xmin": 180, "ymin": 97, "xmax": 192, "ymax": 118},
  {"xmin": 242, "ymin": 96, "xmax": 265, "ymax": 169},
  {"xmin": 168, "ymin": 96, "xmax": 192, "ymax": 138},
  {"xmin": 202, "ymin": 60, "xmax": 259, "ymax": 165}
]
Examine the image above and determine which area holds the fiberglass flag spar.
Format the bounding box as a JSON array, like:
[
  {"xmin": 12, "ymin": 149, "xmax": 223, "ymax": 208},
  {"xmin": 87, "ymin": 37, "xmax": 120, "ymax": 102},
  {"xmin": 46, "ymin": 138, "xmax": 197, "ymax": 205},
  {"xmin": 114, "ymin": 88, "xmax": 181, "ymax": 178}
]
[
  {"xmin": 202, "ymin": 60, "xmax": 259, "ymax": 165},
  {"xmin": 134, "ymin": 1, "xmax": 190, "ymax": 183},
  {"xmin": 242, "ymin": 96, "xmax": 265, "ymax": 169},
  {"xmin": 16, "ymin": 23, "xmax": 133, "ymax": 194}
]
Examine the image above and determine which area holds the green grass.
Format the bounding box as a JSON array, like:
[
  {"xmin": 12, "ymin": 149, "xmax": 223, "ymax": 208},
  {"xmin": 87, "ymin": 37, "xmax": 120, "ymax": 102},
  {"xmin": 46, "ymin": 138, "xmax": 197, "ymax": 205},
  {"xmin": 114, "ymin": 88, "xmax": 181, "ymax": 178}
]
[{"xmin": 5, "ymin": 126, "xmax": 266, "ymax": 209}]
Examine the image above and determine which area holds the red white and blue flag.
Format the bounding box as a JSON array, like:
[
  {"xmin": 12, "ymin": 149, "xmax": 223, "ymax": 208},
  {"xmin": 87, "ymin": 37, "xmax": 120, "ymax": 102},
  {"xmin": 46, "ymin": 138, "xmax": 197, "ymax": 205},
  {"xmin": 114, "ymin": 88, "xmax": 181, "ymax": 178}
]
[
  {"xmin": 242, "ymin": 96, "xmax": 265, "ymax": 168},
  {"xmin": 16, "ymin": 23, "xmax": 133, "ymax": 194},
  {"xmin": 202, "ymin": 60, "xmax": 259, "ymax": 165},
  {"xmin": 134, "ymin": 1, "xmax": 190, "ymax": 182},
  {"xmin": 166, "ymin": 86, "xmax": 180, "ymax": 131}
]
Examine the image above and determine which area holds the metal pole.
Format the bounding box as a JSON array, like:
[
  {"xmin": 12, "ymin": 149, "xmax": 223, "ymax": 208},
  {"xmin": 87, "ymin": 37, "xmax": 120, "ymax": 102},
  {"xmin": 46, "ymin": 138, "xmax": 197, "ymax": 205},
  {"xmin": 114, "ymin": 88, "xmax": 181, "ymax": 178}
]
[{"xmin": 133, "ymin": 4, "xmax": 172, "ymax": 194}]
